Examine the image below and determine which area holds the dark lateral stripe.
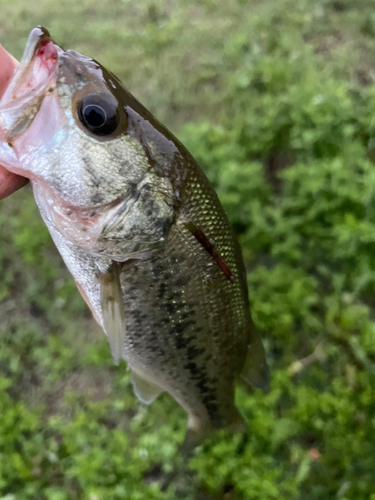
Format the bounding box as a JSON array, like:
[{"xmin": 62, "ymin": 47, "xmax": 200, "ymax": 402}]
[{"xmin": 183, "ymin": 359, "xmax": 221, "ymax": 425}]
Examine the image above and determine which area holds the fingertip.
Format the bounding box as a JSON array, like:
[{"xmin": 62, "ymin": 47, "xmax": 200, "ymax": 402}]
[
  {"xmin": 0, "ymin": 166, "xmax": 29, "ymax": 200},
  {"xmin": 0, "ymin": 44, "xmax": 26, "ymax": 199},
  {"xmin": 0, "ymin": 44, "xmax": 18, "ymax": 99}
]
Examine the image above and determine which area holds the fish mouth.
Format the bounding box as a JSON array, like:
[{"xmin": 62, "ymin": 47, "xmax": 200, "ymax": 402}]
[{"xmin": 0, "ymin": 27, "xmax": 62, "ymax": 142}]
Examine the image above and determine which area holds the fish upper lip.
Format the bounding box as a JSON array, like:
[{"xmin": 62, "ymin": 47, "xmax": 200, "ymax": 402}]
[
  {"xmin": 0, "ymin": 27, "xmax": 62, "ymax": 141},
  {"xmin": 1, "ymin": 26, "xmax": 57, "ymax": 102}
]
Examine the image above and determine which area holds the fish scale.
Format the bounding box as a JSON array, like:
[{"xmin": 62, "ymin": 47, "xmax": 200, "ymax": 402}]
[{"xmin": 0, "ymin": 26, "xmax": 269, "ymax": 446}]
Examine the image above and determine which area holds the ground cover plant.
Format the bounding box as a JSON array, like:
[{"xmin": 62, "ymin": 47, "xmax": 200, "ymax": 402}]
[{"xmin": 1, "ymin": 0, "xmax": 375, "ymax": 498}]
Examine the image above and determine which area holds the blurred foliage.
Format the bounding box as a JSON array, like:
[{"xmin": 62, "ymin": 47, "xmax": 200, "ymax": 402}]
[{"xmin": 1, "ymin": 0, "xmax": 375, "ymax": 498}]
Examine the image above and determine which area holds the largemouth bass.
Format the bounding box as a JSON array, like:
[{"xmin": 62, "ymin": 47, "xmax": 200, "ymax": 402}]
[{"xmin": 0, "ymin": 27, "xmax": 269, "ymax": 446}]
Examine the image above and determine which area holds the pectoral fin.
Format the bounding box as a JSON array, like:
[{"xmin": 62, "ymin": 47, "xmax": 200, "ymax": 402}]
[
  {"xmin": 131, "ymin": 368, "xmax": 163, "ymax": 404},
  {"xmin": 98, "ymin": 261, "xmax": 126, "ymax": 366}
]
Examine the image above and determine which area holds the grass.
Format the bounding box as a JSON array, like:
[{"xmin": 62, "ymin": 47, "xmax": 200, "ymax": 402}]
[{"xmin": 1, "ymin": 0, "xmax": 375, "ymax": 498}]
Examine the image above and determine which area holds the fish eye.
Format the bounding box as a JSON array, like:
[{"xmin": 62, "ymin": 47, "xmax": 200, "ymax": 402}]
[{"xmin": 77, "ymin": 93, "xmax": 119, "ymax": 136}]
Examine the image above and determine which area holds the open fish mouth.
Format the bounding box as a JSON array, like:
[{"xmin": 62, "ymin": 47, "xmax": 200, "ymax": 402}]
[{"xmin": 0, "ymin": 27, "xmax": 62, "ymax": 142}]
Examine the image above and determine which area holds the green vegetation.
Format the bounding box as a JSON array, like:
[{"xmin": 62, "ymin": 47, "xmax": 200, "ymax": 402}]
[{"xmin": 1, "ymin": 0, "xmax": 375, "ymax": 498}]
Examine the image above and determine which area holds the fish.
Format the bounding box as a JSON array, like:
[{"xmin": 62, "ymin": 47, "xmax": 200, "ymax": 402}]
[{"xmin": 0, "ymin": 27, "xmax": 269, "ymax": 447}]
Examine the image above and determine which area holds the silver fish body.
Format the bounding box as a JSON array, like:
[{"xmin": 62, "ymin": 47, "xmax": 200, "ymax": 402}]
[{"xmin": 0, "ymin": 27, "xmax": 269, "ymax": 446}]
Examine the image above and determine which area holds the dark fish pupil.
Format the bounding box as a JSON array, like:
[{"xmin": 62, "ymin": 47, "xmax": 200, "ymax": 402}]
[
  {"xmin": 77, "ymin": 93, "xmax": 119, "ymax": 136},
  {"xmin": 83, "ymin": 105, "xmax": 106, "ymax": 128}
]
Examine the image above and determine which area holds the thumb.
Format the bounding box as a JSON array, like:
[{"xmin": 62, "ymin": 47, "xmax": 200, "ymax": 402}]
[{"xmin": 0, "ymin": 44, "xmax": 29, "ymax": 200}]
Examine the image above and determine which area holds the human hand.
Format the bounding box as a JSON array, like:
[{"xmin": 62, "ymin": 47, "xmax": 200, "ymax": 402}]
[{"xmin": 0, "ymin": 45, "xmax": 29, "ymax": 200}]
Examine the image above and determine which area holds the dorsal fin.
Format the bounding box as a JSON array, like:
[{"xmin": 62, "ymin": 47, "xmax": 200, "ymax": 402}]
[{"xmin": 240, "ymin": 320, "xmax": 270, "ymax": 393}]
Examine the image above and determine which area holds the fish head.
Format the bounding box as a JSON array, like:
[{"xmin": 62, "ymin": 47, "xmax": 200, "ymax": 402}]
[{"xmin": 0, "ymin": 27, "xmax": 175, "ymax": 260}]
